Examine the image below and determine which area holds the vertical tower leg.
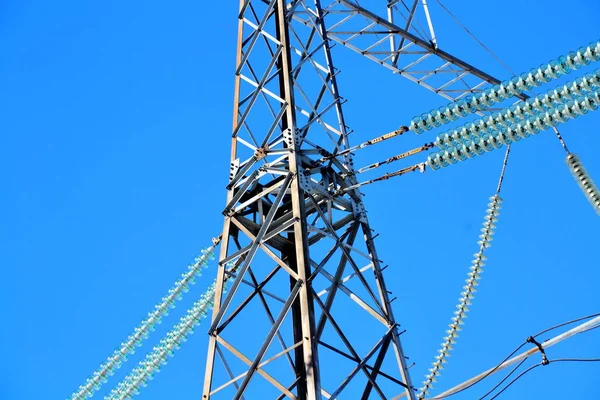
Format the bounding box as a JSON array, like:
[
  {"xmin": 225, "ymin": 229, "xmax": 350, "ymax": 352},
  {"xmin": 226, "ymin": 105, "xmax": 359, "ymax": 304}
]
[{"xmin": 203, "ymin": 1, "xmax": 415, "ymax": 398}]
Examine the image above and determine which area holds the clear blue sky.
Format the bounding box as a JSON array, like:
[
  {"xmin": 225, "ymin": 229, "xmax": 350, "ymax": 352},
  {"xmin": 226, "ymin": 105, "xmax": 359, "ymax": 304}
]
[{"xmin": 1, "ymin": 1, "xmax": 599, "ymax": 399}]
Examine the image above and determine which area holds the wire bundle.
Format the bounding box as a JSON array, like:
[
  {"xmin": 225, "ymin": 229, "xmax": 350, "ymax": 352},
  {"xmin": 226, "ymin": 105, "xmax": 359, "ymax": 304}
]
[
  {"xmin": 409, "ymin": 40, "xmax": 600, "ymax": 134},
  {"xmin": 70, "ymin": 247, "xmax": 216, "ymax": 400},
  {"xmin": 427, "ymin": 88, "xmax": 600, "ymax": 170},
  {"xmin": 566, "ymin": 154, "xmax": 600, "ymax": 215},
  {"xmin": 105, "ymin": 283, "xmax": 219, "ymax": 399},
  {"xmin": 419, "ymin": 195, "xmax": 502, "ymax": 398}
]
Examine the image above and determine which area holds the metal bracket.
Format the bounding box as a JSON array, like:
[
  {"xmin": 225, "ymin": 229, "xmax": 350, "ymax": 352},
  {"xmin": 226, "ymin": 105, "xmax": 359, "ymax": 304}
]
[
  {"xmin": 298, "ymin": 167, "xmax": 314, "ymax": 192},
  {"xmin": 282, "ymin": 127, "xmax": 301, "ymax": 149},
  {"xmin": 352, "ymin": 200, "xmax": 368, "ymax": 223},
  {"xmin": 229, "ymin": 159, "xmax": 240, "ymax": 183},
  {"xmin": 527, "ymin": 336, "xmax": 549, "ymax": 365}
]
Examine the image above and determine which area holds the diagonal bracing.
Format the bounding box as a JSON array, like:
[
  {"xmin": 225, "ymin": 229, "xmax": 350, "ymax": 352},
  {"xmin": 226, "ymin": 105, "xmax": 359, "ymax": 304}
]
[{"xmin": 203, "ymin": 0, "xmax": 416, "ymax": 398}]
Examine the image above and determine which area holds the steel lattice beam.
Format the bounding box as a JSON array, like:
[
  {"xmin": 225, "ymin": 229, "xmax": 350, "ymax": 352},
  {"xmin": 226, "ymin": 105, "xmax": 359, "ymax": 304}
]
[
  {"xmin": 203, "ymin": 0, "xmax": 415, "ymax": 398},
  {"xmin": 321, "ymin": 0, "xmax": 521, "ymax": 103}
]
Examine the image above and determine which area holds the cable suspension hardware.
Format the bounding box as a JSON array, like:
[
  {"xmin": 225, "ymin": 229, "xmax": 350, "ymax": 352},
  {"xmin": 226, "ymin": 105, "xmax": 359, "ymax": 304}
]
[
  {"xmin": 350, "ymin": 142, "xmax": 434, "ymax": 175},
  {"xmin": 338, "ymin": 163, "xmax": 425, "ymax": 194},
  {"xmin": 409, "ymin": 40, "xmax": 600, "ymax": 134},
  {"xmin": 70, "ymin": 241, "xmax": 219, "ymax": 400},
  {"xmin": 427, "ymin": 89, "xmax": 600, "ymax": 170},
  {"xmin": 419, "ymin": 146, "xmax": 510, "ymax": 398},
  {"xmin": 435, "ymin": 70, "xmax": 600, "ymax": 149},
  {"xmin": 566, "ymin": 154, "xmax": 600, "ymax": 215},
  {"xmin": 105, "ymin": 282, "xmax": 220, "ymax": 400},
  {"xmin": 320, "ymin": 126, "xmax": 408, "ymax": 161}
]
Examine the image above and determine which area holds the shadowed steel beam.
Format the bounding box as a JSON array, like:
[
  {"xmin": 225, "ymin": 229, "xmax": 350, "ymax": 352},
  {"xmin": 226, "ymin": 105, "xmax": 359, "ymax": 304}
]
[
  {"xmin": 208, "ymin": 173, "xmax": 293, "ymax": 335},
  {"xmin": 204, "ymin": 1, "xmax": 415, "ymax": 398},
  {"xmin": 234, "ymin": 279, "xmax": 303, "ymax": 399}
]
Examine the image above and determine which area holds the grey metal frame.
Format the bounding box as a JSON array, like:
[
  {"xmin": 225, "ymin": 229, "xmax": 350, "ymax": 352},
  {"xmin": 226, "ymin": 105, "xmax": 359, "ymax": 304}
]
[
  {"xmin": 322, "ymin": 0, "xmax": 506, "ymax": 102},
  {"xmin": 203, "ymin": 0, "xmax": 416, "ymax": 398},
  {"xmin": 203, "ymin": 0, "xmax": 537, "ymax": 399}
]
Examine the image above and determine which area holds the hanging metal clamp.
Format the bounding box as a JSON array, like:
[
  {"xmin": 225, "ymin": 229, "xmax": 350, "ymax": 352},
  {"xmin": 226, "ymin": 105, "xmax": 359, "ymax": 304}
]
[{"xmin": 527, "ymin": 336, "xmax": 549, "ymax": 365}]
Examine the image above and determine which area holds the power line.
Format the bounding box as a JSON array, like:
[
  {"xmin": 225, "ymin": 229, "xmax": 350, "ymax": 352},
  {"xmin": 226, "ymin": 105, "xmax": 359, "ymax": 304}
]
[
  {"xmin": 488, "ymin": 358, "xmax": 600, "ymax": 400},
  {"xmin": 434, "ymin": 0, "xmax": 516, "ymax": 76},
  {"xmin": 488, "ymin": 363, "xmax": 542, "ymax": 400},
  {"xmin": 425, "ymin": 343, "xmax": 527, "ymax": 399},
  {"xmin": 430, "ymin": 314, "xmax": 600, "ymax": 399},
  {"xmin": 478, "ymin": 358, "xmax": 528, "ymax": 400},
  {"xmin": 533, "ymin": 312, "xmax": 600, "ymax": 338}
]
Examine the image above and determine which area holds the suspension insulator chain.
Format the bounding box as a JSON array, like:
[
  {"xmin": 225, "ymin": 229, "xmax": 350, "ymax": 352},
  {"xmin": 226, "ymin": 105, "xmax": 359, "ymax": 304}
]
[
  {"xmin": 566, "ymin": 154, "xmax": 600, "ymax": 215},
  {"xmin": 337, "ymin": 163, "xmax": 425, "ymax": 194},
  {"xmin": 410, "ymin": 40, "xmax": 600, "ymax": 134},
  {"xmin": 436, "ymin": 70, "xmax": 600, "ymax": 150},
  {"xmin": 418, "ymin": 195, "xmax": 502, "ymax": 398},
  {"xmin": 319, "ymin": 126, "xmax": 408, "ymax": 161},
  {"xmin": 105, "ymin": 283, "xmax": 220, "ymax": 400},
  {"xmin": 434, "ymin": 70, "xmax": 600, "ymax": 150},
  {"xmin": 351, "ymin": 142, "xmax": 434, "ymax": 175},
  {"xmin": 427, "ymin": 89, "xmax": 600, "ymax": 170},
  {"xmin": 70, "ymin": 241, "xmax": 220, "ymax": 400}
]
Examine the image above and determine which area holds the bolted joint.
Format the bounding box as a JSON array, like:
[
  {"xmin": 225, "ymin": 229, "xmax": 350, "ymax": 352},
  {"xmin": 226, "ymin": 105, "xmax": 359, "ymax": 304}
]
[
  {"xmin": 254, "ymin": 146, "xmax": 268, "ymax": 160},
  {"xmin": 297, "ymin": 167, "xmax": 313, "ymax": 191},
  {"xmin": 228, "ymin": 159, "xmax": 240, "ymax": 183},
  {"xmin": 282, "ymin": 127, "xmax": 301, "ymax": 149}
]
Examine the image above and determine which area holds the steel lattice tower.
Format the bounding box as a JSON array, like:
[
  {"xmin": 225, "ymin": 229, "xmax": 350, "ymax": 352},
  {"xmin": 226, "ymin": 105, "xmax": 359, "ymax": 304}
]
[
  {"xmin": 203, "ymin": 1, "xmax": 530, "ymax": 398},
  {"xmin": 55, "ymin": 1, "xmax": 600, "ymax": 399}
]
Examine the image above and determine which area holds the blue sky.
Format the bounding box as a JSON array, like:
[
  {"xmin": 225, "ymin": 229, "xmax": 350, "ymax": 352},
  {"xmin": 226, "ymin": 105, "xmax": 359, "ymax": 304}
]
[{"xmin": 1, "ymin": 1, "xmax": 599, "ymax": 399}]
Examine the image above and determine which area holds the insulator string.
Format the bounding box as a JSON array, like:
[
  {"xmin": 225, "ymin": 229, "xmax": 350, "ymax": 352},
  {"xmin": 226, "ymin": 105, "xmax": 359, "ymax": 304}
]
[
  {"xmin": 427, "ymin": 88, "xmax": 600, "ymax": 170},
  {"xmin": 69, "ymin": 244, "xmax": 218, "ymax": 400},
  {"xmin": 434, "ymin": 71, "xmax": 600, "ymax": 150},
  {"xmin": 418, "ymin": 195, "xmax": 502, "ymax": 398},
  {"xmin": 409, "ymin": 41, "xmax": 600, "ymax": 134},
  {"xmin": 566, "ymin": 154, "xmax": 600, "ymax": 215},
  {"xmin": 104, "ymin": 282, "xmax": 221, "ymax": 399}
]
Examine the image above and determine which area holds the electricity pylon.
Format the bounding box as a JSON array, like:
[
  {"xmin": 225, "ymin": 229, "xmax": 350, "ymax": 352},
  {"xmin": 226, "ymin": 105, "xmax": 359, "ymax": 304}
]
[{"xmin": 203, "ymin": 1, "xmax": 515, "ymax": 398}]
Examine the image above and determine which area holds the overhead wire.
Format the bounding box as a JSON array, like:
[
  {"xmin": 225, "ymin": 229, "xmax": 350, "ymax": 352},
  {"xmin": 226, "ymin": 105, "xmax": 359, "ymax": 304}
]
[
  {"xmin": 428, "ymin": 312, "xmax": 600, "ymax": 399},
  {"xmin": 487, "ymin": 363, "xmax": 543, "ymax": 400},
  {"xmin": 533, "ymin": 312, "xmax": 600, "ymax": 338},
  {"xmin": 487, "ymin": 358, "xmax": 600, "ymax": 400},
  {"xmin": 425, "ymin": 342, "xmax": 528, "ymax": 399},
  {"xmin": 434, "ymin": 0, "xmax": 516, "ymax": 76},
  {"xmin": 477, "ymin": 358, "xmax": 528, "ymax": 400},
  {"xmin": 551, "ymin": 357, "xmax": 600, "ymax": 363}
]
